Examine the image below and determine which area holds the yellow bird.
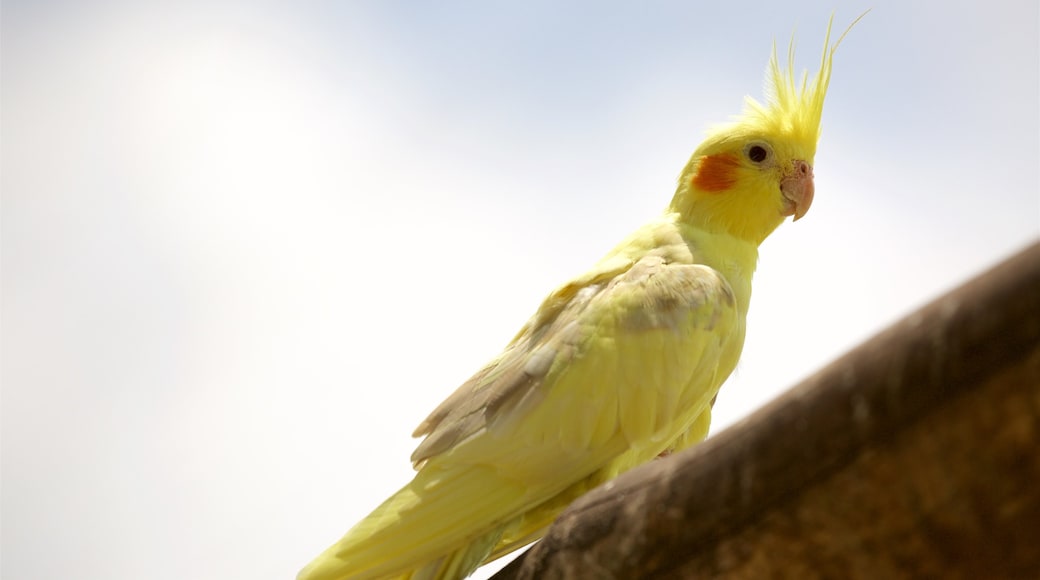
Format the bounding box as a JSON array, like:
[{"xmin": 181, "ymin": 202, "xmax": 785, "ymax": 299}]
[{"xmin": 300, "ymin": 16, "xmax": 861, "ymax": 580}]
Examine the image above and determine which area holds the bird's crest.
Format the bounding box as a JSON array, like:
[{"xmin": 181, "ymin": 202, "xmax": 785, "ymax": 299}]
[{"xmin": 710, "ymin": 12, "xmax": 868, "ymax": 157}]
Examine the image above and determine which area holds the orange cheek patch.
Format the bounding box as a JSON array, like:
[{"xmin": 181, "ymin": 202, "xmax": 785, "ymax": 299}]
[{"xmin": 691, "ymin": 153, "xmax": 739, "ymax": 192}]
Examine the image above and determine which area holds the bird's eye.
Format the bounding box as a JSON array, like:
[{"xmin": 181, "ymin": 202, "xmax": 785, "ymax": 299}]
[{"xmin": 744, "ymin": 141, "xmax": 773, "ymax": 164}]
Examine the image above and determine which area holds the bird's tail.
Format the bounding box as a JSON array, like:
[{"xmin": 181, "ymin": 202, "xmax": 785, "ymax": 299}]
[
  {"xmin": 403, "ymin": 525, "xmax": 507, "ymax": 580},
  {"xmin": 297, "ymin": 463, "xmax": 529, "ymax": 580}
]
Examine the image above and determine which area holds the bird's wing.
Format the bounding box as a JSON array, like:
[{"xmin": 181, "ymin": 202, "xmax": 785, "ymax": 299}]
[
  {"xmin": 413, "ymin": 251, "xmax": 739, "ymax": 476},
  {"xmin": 409, "ymin": 253, "xmax": 635, "ymax": 465}
]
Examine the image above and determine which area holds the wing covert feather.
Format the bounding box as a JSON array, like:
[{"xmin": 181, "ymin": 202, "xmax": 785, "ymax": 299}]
[{"xmin": 411, "ymin": 252, "xmax": 739, "ymax": 473}]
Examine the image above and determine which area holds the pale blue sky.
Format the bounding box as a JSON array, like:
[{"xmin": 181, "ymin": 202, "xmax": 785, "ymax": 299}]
[{"xmin": 3, "ymin": 2, "xmax": 1038, "ymax": 579}]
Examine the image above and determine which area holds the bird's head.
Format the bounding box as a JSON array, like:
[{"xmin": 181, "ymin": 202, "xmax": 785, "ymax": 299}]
[{"xmin": 671, "ymin": 16, "xmax": 860, "ymax": 246}]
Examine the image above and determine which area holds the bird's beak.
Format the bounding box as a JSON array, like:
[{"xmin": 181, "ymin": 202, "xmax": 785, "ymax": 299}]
[{"xmin": 780, "ymin": 160, "xmax": 814, "ymax": 221}]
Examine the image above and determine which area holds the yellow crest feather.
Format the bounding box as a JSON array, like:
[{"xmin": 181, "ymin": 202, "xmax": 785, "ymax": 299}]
[{"xmin": 710, "ymin": 12, "xmax": 868, "ymax": 159}]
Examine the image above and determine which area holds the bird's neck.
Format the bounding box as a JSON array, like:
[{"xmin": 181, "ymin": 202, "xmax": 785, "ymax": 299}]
[
  {"xmin": 673, "ymin": 218, "xmax": 759, "ymax": 315},
  {"xmin": 668, "ymin": 180, "xmax": 784, "ymax": 247}
]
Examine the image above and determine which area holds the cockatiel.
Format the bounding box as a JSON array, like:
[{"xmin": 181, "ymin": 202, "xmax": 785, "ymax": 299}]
[{"xmin": 300, "ymin": 16, "xmax": 860, "ymax": 580}]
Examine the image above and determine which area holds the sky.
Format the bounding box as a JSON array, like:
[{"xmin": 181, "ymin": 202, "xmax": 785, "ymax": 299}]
[{"xmin": 3, "ymin": 1, "xmax": 1038, "ymax": 579}]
